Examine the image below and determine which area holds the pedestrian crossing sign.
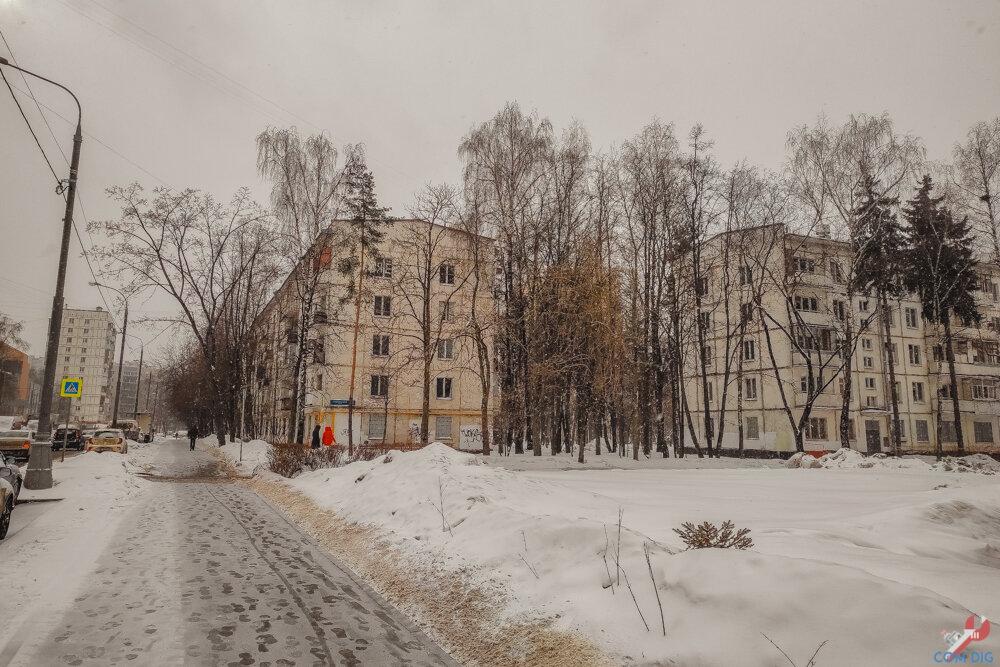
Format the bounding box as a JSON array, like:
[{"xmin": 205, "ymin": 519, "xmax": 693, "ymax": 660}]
[{"xmin": 60, "ymin": 377, "xmax": 83, "ymax": 398}]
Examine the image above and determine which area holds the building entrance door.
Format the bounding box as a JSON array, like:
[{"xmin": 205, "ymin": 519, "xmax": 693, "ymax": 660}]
[{"xmin": 865, "ymin": 420, "xmax": 881, "ymax": 454}]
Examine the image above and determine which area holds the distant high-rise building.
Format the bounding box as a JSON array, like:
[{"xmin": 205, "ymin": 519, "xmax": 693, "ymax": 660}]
[{"xmin": 53, "ymin": 306, "xmax": 117, "ymax": 424}]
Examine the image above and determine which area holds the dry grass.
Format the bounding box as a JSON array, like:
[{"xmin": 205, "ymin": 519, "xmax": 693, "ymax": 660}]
[{"xmin": 243, "ymin": 474, "xmax": 612, "ymax": 667}]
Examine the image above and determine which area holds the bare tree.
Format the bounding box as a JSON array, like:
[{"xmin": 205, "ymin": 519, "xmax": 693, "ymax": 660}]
[
  {"xmin": 91, "ymin": 185, "xmax": 277, "ymax": 445},
  {"xmin": 256, "ymin": 127, "xmax": 362, "ymax": 443},
  {"xmin": 952, "ymin": 118, "xmax": 1000, "ymax": 271}
]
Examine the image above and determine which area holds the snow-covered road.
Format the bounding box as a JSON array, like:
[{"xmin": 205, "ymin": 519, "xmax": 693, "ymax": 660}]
[{"xmin": 0, "ymin": 439, "xmax": 454, "ymax": 666}]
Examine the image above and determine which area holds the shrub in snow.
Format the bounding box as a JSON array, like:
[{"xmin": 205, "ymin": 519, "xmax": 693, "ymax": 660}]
[{"xmin": 673, "ymin": 520, "xmax": 753, "ymax": 550}]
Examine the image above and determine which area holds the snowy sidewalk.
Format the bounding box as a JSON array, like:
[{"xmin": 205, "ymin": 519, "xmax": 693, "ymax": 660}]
[{"xmin": 0, "ymin": 439, "xmax": 454, "ymax": 666}]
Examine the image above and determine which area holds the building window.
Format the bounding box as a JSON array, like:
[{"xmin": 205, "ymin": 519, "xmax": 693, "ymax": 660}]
[
  {"xmin": 740, "ymin": 302, "xmax": 754, "ymax": 322},
  {"xmin": 435, "ymin": 416, "xmax": 453, "ymax": 440},
  {"xmin": 864, "ymin": 377, "xmax": 876, "ymax": 390},
  {"xmin": 863, "ymin": 356, "xmax": 874, "ymax": 369},
  {"xmin": 372, "ymin": 334, "xmax": 389, "ymax": 357},
  {"xmin": 372, "ymin": 257, "xmax": 393, "ymax": 278},
  {"xmin": 440, "ymin": 263, "xmax": 456, "ymax": 285},
  {"xmin": 706, "ymin": 381, "xmax": 713, "ymax": 402},
  {"xmin": 742, "ymin": 339, "xmax": 756, "ymax": 361},
  {"xmin": 832, "ymin": 300, "xmax": 846, "ymax": 321},
  {"xmin": 862, "ymin": 337, "xmax": 872, "ymax": 350},
  {"xmin": 806, "ymin": 417, "xmax": 828, "ymax": 440},
  {"xmin": 437, "ymin": 339, "xmax": 454, "ymax": 360},
  {"xmin": 696, "ymin": 277, "xmax": 709, "ymax": 296},
  {"xmin": 915, "ymin": 419, "xmax": 930, "ymax": 442},
  {"xmin": 702, "ymin": 345, "xmax": 713, "ymax": 365},
  {"xmin": 794, "ymin": 257, "xmax": 816, "ymax": 273},
  {"xmin": 904, "ymin": 307, "xmax": 918, "ymax": 328},
  {"xmin": 940, "ymin": 421, "xmax": 957, "ymax": 442},
  {"xmin": 799, "ymin": 376, "xmax": 815, "ymax": 394},
  {"xmin": 858, "ymin": 299, "xmax": 870, "ymax": 312},
  {"xmin": 745, "ymin": 416, "xmax": 759, "ymax": 440},
  {"xmin": 370, "ymin": 374, "xmax": 389, "ymax": 398},
  {"xmin": 908, "ymin": 344, "xmax": 922, "ymax": 365},
  {"xmin": 440, "ymin": 300, "xmax": 454, "ymax": 322},
  {"xmin": 974, "ymin": 421, "xmax": 994, "ymax": 443},
  {"xmin": 699, "ymin": 311, "xmax": 711, "ymax": 330},
  {"xmin": 313, "ymin": 373, "xmax": 323, "ymax": 391},
  {"xmin": 744, "ymin": 377, "xmax": 758, "ymax": 400},
  {"xmin": 912, "ymin": 382, "xmax": 925, "ymax": 402},
  {"xmin": 739, "ymin": 265, "xmax": 752, "ymax": 286},
  {"xmin": 436, "ymin": 377, "xmax": 453, "ymax": 399},
  {"xmin": 971, "ymin": 382, "xmax": 999, "ymax": 400},
  {"xmin": 865, "ymin": 395, "xmax": 877, "ymax": 407},
  {"xmin": 793, "ymin": 295, "xmax": 819, "ymax": 312},
  {"xmin": 368, "ymin": 413, "xmax": 386, "ymax": 439},
  {"xmin": 374, "ymin": 296, "xmax": 391, "ymax": 317},
  {"xmin": 829, "ymin": 260, "xmax": 844, "ymax": 283}
]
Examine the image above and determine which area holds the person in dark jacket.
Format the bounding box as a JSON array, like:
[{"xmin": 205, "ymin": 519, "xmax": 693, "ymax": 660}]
[
  {"xmin": 311, "ymin": 424, "xmax": 321, "ymax": 449},
  {"xmin": 188, "ymin": 425, "xmax": 198, "ymax": 451}
]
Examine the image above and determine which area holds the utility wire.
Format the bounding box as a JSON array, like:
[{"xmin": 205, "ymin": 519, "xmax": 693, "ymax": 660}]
[
  {"xmin": 0, "ymin": 67, "xmax": 61, "ymax": 186},
  {"xmin": 60, "ymin": 0, "xmax": 414, "ymax": 181},
  {"xmin": 0, "ymin": 27, "xmax": 120, "ymax": 326}
]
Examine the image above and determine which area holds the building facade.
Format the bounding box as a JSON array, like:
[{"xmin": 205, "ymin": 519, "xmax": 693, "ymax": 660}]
[
  {"xmin": 684, "ymin": 224, "xmax": 1000, "ymax": 454},
  {"xmin": 54, "ymin": 306, "xmax": 117, "ymax": 424},
  {"xmin": 111, "ymin": 360, "xmax": 149, "ymax": 422},
  {"xmin": 0, "ymin": 343, "xmax": 31, "ymax": 415},
  {"xmin": 253, "ymin": 219, "xmax": 494, "ymax": 449}
]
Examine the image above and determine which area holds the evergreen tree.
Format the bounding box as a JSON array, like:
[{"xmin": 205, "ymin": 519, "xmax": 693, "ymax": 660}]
[
  {"xmin": 902, "ymin": 175, "xmax": 981, "ymax": 455},
  {"xmin": 852, "ymin": 172, "xmax": 905, "ymax": 454},
  {"xmin": 341, "ymin": 161, "xmax": 393, "ymax": 454}
]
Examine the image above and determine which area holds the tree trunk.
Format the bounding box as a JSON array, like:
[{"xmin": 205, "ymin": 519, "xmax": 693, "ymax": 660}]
[
  {"xmin": 881, "ymin": 295, "xmax": 902, "ymax": 455},
  {"xmin": 943, "ymin": 316, "xmax": 965, "ymax": 454}
]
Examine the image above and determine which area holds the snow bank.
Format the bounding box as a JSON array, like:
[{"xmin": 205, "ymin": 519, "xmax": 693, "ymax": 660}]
[
  {"xmin": 218, "ymin": 439, "xmax": 271, "ymax": 474},
  {"xmin": 276, "ymin": 443, "xmax": 993, "ymax": 665},
  {"xmin": 785, "ymin": 448, "xmax": 1000, "ymax": 475}
]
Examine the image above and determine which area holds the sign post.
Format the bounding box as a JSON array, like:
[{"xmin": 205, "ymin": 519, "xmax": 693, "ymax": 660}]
[{"xmin": 59, "ymin": 377, "xmax": 83, "ymax": 463}]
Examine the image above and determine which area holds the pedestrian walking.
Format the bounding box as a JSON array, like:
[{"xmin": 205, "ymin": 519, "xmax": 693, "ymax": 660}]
[
  {"xmin": 311, "ymin": 424, "xmax": 321, "ymax": 449},
  {"xmin": 188, "ymin": 425, "xmax": 198, "ymax": 451}
]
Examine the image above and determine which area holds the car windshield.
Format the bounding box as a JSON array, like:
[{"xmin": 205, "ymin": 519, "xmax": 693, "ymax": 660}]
[
  {"xmin": 94, "ymin": 430, "xmax": 122, "ymax": 438},
  {"xmin": 0, "ymin": 431, "xmax": 27, "ymax": 438}
]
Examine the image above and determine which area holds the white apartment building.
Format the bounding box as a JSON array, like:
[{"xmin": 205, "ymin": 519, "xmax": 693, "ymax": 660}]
[
  {"xmin": 684, "ymin": 224, "xmax": 1000, "ymax": 454},
  {"xmin": 54, "ymin": 306, "xmax": 117, "ymax": 424}
]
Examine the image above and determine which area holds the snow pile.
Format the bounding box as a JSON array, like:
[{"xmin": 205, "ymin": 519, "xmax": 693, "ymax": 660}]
[
  {"xmin": 218, "ymin": 439, "xmax": 271, "ymax": 474},
  {"xmin": 277, "ymin": 442, "xmax": 993, "ymax": 665},
  {"xmin": 784, "ymin": 452, "xmax": 823, "ymax": 468},
  {"xmin": 785, "ymin": 448, "xmax": 999, "ymax": 475},
  {"xmin": 930, "ymin": 454, "xmax": 1000, "ymax": 475},
  {"xmin": 21, "ymin": 451, "xmax": 144, "ymax": 504}
]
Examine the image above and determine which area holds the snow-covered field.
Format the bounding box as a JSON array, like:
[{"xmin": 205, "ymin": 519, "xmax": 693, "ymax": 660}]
[{"xmin": 237, "ymin": 443, "xmax": 1000, "ymax": 666}]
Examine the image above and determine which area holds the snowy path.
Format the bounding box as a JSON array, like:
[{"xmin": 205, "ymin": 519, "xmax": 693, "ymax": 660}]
[{"xmin": 2, "ymin": 440, "xmax": 454, "ymax": 667}]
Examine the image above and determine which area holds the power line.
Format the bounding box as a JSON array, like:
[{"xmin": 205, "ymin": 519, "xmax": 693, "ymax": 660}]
[
  {"xmin": 0, "ymin": 27, "xmax": 119, "ymax": 326},
  {"xmin": 57, "ymin": 0, "xmax": 414, "ymax": 181}
]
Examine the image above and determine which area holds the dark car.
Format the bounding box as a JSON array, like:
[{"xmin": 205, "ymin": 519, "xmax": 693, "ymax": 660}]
[
  {"xmin": 0, "ymin": 453, "xmax": 22, "ymax": 502},
  {"xmin": 52, "ymin": 425, "xmax": 83, "ymax": 451},
  {"xmin": 0, "ymin": 453, "xmax": 20, "ymax": 540}
]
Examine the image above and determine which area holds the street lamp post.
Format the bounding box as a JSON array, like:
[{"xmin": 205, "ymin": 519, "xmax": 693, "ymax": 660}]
[{"xmin": 1, "ymin": 56, "xmax": 83, "ymax": 490}]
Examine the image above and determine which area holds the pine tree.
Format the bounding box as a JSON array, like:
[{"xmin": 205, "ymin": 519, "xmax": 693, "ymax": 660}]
[
  {"xmin": 902, "ymin": 175, "xmax": 981, "ymax": 455},
  {"xmin": 852, "ymin": 172, "xmax": 905, "ymax": 454},
  {"xmin": 341, "ymin": 162, "xmax": 393, "ymax": 454}
]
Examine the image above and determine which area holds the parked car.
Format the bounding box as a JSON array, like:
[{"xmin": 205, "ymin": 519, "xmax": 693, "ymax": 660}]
[
  {"xmin": 85, "ymin": 429, "xmax": 128, "ymax": 454},
  {"xmin": 53, "ymin": 425, "xmax": 83, "ymax": 451},
  {"xmin": 0, "ymin": 430, "xmax": 33, "ymax": 461},
  {"xmin": 0, "ymin": 453, "xmax": 23, "ymax": 502}
]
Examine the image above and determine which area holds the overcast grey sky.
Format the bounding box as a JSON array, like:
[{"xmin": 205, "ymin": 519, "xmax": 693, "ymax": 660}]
[{"xmin": 2, "ymin": 0, "xmax": 999, "ymax": 360}]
